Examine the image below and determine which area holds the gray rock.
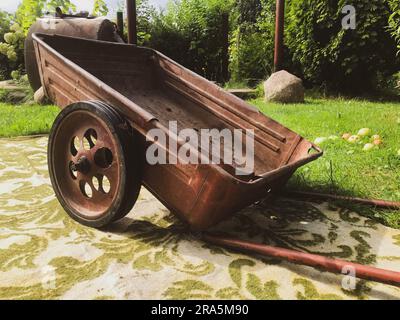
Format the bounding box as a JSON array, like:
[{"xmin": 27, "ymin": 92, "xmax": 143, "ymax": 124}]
[
  {"xmin": 264, "ymin": 70, "xmax": 304, "ymax": 103},
  {"xmin": 34, "ymin": 87, "xmax": 47, "ymax": 105}
]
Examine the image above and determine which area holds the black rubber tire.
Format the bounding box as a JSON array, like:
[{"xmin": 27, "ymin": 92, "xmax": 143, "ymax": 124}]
[{"xmin": 48, "ymin": 101, "xmax": 142, "ymax": 228}]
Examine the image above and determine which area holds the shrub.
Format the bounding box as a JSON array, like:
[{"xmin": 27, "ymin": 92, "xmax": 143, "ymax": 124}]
[
  {"xmin": 229, "ymin": 0, "xmax": 275, "ymax": 86},
  {"xmin": 0, "ymin": 23, "xmax": 25, "ymax": 79},
  {"xmin": 285, "ymin": 0, "xmax": 400, "ymax": 93},
  {"xmin": 146, "ymin": 0, "xmax": 233, "ymax": 83},
  {"xmin": 388, "ymin": 0, "xmax": 400, "ymax": 54}
]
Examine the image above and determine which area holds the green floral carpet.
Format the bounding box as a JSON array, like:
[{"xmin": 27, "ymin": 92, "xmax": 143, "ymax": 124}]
[{"xmin": 0, "ymin": 136, "xmax": 399, "ymax": 300}]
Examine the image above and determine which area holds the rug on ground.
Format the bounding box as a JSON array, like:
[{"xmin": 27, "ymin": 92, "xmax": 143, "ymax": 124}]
[{"xmin": 0, "ymin": 136, "xmax": 399, "ymax": 300}]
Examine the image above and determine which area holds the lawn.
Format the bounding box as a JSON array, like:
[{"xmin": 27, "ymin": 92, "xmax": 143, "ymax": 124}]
[
  {"xmin": 251, "ymin": 98, "xmax": 400, "ymax": 228},
  {"xmin": 0, "ymin": 99, "xmax": 399, "ymax": 228},
  {"xmin": 0, "ymin": 103, "xmax": 59, "ymax": 137}
]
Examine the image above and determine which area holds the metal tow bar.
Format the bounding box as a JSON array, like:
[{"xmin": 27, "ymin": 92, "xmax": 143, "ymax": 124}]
[{"xmin": 203, "ymin": 233, "xmax": 400, "ymax": 287}]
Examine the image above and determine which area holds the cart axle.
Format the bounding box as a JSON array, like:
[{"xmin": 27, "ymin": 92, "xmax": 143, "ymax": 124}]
[{"xmin": 70, "ymin": 156, "xmax": 90, "ymax": 174}]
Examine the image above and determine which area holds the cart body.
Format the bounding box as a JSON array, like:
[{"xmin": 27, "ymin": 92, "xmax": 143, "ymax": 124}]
[{"xmin": 33, "ymin": 33, "xmax": 322, "ymax": 230}]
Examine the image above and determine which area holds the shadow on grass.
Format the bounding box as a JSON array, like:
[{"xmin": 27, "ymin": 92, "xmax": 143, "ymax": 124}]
[{"xmin": 285, "ymin": 175, "xmax": 400, "ymax": 230}]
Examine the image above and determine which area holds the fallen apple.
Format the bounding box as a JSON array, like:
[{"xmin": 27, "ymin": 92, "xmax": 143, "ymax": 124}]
[
  {"xmin": 363, "ymin": 143, "xmax": 375, "ymax": 151},
  {"xmin": 372, "ymin": 134, "xmax": 381, "ymax": 141},
  {"xmin": 358, "ymin": 128, "xmax": 371, "ymax": 137},
  {"xmin": 348, "ymin": 135, "xmax": 360, "ymax": 143},
  {"xmin": 373, "ymin": 139, "xmax": 382, "ymax": 146},
  {"xmin": 342, "ymin": 133, "xmax": 351, "ymax": 140}
]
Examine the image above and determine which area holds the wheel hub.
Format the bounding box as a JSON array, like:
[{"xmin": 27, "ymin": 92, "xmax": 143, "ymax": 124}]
[{"xmin": 70, "ymin": 156, "xmax": 91, "ymax": 174}]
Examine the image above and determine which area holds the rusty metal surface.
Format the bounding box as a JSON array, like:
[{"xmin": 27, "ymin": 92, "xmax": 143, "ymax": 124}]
[
  {"xmin": 274, "ymin": 0, "xmax": 285, "ymax": 72},
  {"xmin": 203, "ymin": 233, "xmax": 400, "ymax": 287},
  {"xmin": 49, "ymin": 107, "xmax": 122, "ymax": 219},
  {"xmin": 25, "ymin": 17, "xmax": 122, "ymax": 91},
  {"xmin": 33, "ymin": 33, "xmax": 322, "ymax": 230},
  {"xmin": 286, "ymin": 191, "xmax": 400, "ymax": 210}
]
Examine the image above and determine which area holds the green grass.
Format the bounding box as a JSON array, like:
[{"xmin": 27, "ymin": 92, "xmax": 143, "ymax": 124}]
[
  {"xmin": 251, "ymin": 97, "xmax": 400, "ymax": 228},
  {"xmin": 1, "ymin": 99, "xmax": 399, "ymax": 228},
  {"xmin": 0, "ymin": 103, "xmax": 59, "ymax": 137}
]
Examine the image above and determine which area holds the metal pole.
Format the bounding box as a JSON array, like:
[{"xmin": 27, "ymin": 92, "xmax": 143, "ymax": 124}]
[
  {"xmin": 203, "ymin": 233, "xmax": 400, "ymax": 287},
  {"xmin": 274, "ymin": 0, "xmax": 285, "ymax": 72},
  {"xmin": 126, "ymin": 0, "xmax": 137, "ymax": 45},
  {"xmin": 116, "ymin": 11, "xmax": 124, "ymax": 38},
  {"xmin": 286, "ymin": 191, "xmax": 400, "ymax": 210}
]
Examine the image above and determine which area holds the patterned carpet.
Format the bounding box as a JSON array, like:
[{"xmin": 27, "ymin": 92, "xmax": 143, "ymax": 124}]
[{"xmin": 0, "ymin": 136, "xmax": 399, "ymax": 300}]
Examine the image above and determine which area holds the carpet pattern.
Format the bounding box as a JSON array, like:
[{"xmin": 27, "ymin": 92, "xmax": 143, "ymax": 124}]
[{"xmin": 0, "ymin": 136, "xmax": 399, "ymax": 300}]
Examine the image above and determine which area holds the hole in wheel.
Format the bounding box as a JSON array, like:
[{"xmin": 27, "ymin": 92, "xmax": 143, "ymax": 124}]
[
  {"xmin": 92, "ymin": 175, "xmax": 101, "ymax": 191},
  {"xmin": 83, "ymin": 129, "xmax": 97, "ymax": 150},
  {"xmin": 102, "ymin": 176, "xmax": 111, "ymax": 194},
  {"xmin": 69, "ymin": 161, "xmax": 77, "ymax": 180},
  {"xmin": 94, "ymin": 148, "xmax": 113, "ymax": 168},
  {"xmin": 80, "ymin": 181, "xmax": 93, "ymax": 198},
  {"xmin": 71, "ymin": 136, "xmax": 80, "ymax": 156}
]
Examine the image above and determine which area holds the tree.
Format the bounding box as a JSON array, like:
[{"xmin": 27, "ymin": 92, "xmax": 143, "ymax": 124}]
[
  {"xmin": 46, "ymin": 0, "xmax": 77, "ymax": 13},
  {"xmin": 388, "ymin": 0, "xmax": 400, "ymax": 54},
  {"xmin": 16, "ymin": 0, "xmax": 45, "ymax": 34},
  {"xmin": 92, "ymin": 0, "xmax": 109, "ymax": 16},
  {"xmin": 285, "ymin": 0, "xmax": 399, "ymax": 93},
  {"xmin": 229, "ymin": 0, "xmax": 275, "ymax": 85}
]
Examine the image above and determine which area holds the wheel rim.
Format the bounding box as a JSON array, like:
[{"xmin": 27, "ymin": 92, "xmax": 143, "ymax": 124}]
[{"xmin": 51, "ymin": 109, "xmax": 122, "ymax": 220}]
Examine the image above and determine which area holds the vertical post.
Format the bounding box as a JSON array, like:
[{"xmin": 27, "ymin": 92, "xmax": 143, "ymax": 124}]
[
  {"xmin": 116, "ymin": 11, "xmax": 124, "ymax": 38},
  {"xmin": 274, "ymin": 0, "xmax": 285, "ymax": 72},
  {"xmin": 126, "ymin": 0, "xmax": 137, "ymax": 45}
]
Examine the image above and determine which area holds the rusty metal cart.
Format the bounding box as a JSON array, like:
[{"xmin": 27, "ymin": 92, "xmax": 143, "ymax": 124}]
[
  {"xmin": 33, "ymin": 33, "xmax": 322, "ymax": 230},
  {"xmin": 33, "ymin": 33, "xmax": 400, "ymax": 287}
]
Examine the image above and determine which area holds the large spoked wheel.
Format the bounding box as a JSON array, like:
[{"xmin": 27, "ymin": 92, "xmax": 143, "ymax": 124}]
[{"xmin": 48, "ymin": 101, "xmax": 142, "ymax": 228}]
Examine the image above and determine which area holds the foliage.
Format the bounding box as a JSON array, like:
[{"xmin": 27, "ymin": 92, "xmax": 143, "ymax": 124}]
[
  {"xmin": 285, "ymin": 0, "xmax": 400, "ymax": 93},
  {"xmin": 146, "ymin": 0, "xmax": 233, "ymax": 83},
  {"xmin": 229, "ymin": 0, "xmax": 275, "ymax": 86},
  {"xmin": 0, "ymin": 0, "xmax": 107, "ymax": 80},
  {"xmin": 46, "ymin": 0, "xmax": 77, "ymax": 13},
  {"xmin": 136, "ymin": 0, "xmax": 156, "ymax": 45},
  {"xmin": 117, "ymin": 0, "xmax": 156, "ymax": 45},
  {"xmin": 15, "ymin": 0, "xmax": 45, "ymax": 34},
  {"xmin": 0, "ymin": 23, "xmax": 25, "ymax": 79},
  {"xmin": 0, "ymin": 10, "xmax": 13, "ymax": 80},
  {"xmin": 92, "ymin": 0, "xmax": 109, "ymax": 16},
  {"xmin": 388, "ymin": 0, "xmax": 400, "ymax": 54}
]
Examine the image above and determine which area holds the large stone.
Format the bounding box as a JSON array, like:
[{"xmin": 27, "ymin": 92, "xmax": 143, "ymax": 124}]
[
  {"xmin": 264, "ymin": 70, "xmax": 304, "ymax": 103},
  {"xmin": 34, "ymin": 86, "xmax": 48, "ymax": 105}
]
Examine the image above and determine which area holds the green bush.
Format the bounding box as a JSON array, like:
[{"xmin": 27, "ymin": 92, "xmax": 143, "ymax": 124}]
[
  {"xmin": 0, "ymin": 0, "xmax": 107, "ymax": 80},
  {"xmin": 285, "ymin": 0, "xmax": 400, "ymax": 93},
  {"xmin": 388, "ymin": 0, "xmax": 400, "ymax": 54},
  {"xmin": 229, "ymin": 0, "xmax": 275, "ymax": 86},
  {"xmin": 146, "ymin": 0, "xmax": 233, "ymax": 83},
  {"xmin": 0, "ymin": 21, "xmax": 25, "ymax": 80}
]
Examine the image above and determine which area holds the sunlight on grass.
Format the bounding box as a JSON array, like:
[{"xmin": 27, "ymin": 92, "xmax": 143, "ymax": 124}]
[
  {"xmin": 0, "ymin": 103, "xmax": 59, "ymax": 137},
  {"xmin": 251, "ymin": 98, "xmax": 400, "ymax": 228}
]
